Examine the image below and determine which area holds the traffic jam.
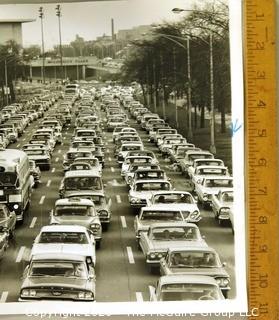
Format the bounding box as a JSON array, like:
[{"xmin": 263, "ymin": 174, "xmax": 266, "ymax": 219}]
[{"xmin": 0, "ymin": 82, "xmax": 234, "ymax": 302}]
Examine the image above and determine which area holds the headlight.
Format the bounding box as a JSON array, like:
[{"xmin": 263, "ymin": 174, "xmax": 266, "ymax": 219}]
[
  {"xmin": 21, "ymin": 289, "xmax": 36, "ymax": 297},
  {"xmin": 98, "ymin": 210, "xmax": 108, "ymax": 217},
  {"xmin": 90, "ymin": 223, "xmax": 101, "ymax": 230},
  {"xmin": 203, "ymin": 193, "xmax": 208, "ymax": 201},
  {"xmin": 216, "ymin": 278, "xmax": 230, "ymax": 287}
]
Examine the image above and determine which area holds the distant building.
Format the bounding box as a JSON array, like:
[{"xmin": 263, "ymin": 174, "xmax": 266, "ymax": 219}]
[
  {"xmin": 0, "ymin": 19, "xmax": 35, "ymax": 46},
  {"xmin": 117, "ymin": 25, "xmax": 152, "ymax": 41}
]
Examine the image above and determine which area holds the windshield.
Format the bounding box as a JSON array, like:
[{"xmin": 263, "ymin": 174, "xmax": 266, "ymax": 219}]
[
  {"xmin": 135, "ymin": 171, "xmax": 164, "ymax": 180},
  {"xmin": 26, "ymin": 150, "xmax": 45, "ymax": 155},
  {"xmin": 122, "ymin": 145, "xmax": 141, "ymax": 151},
  {"xmin": 197, "ymin": 168, "xmax": 227, "ymax": 175},
  {"xmin": 0, "ymin": 172, "xmax": 18, "ymax": 187},
  {"xmin": 153, "ymin": 193, "xmax": 193, "ymax": 204},
  {"xmin": 77, "ymin": 132, "xmax": 95, "ymax": 137},
  {"xmin": 152, "ymin": 227, "xmax": 198, "ymax": 241},
  {"xmin": 54, "ymin": 205, "xmax": 95, "ymax": 216},
  {"xmin": 169, "ymin": 251, "xmax": 219, "ymax": 268},
  {"xmin": 135, "ymin": 182, "xmax": 170, "ymax": 191},
  {"xmin": 67, "ymin": 152, "xmax": 91, "ymax": 160},
  {"xmin": 189, "ymin": 154, "xmax": 213, "ymax": 161},
  {"xmin": 221, "ymin": 191, "xmax": 234, "ymax": 202},
  {"xmin": 195, "ymin": 160, "xmax": 223, "ymax": 167},
  {"xmin": 38, "ymin": 231, "xmax": 88, "ymax": 244},
  {"xmin": 205, "ymin": 179, "xmax": 233, "ymax": 188},
  {"xmin": 141, "ymin": 211, "xmax": 182, "ymax": 221},
  {"xmin": 64, "ymin": 177, "xmax": 102, "ymax": 190},
  {"xmin": 160, "ymin": 284, "xmax": 220, "ymax": 301},
  {"xmin": 29, "ymin": 261, "xmax": 87, "ymax": 278}
]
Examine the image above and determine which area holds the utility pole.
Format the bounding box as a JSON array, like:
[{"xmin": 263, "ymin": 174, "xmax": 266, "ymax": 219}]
[
  {"xmin": 173, "ymin": 47, "xmax": 178, "ymax": 128},
  {"xmin": 209, "ymin": 33, "xmax": 216, "ymax": 154},
  {"xmin": 186, "ymin": 38, "xmax": 193, "ymax": 140},
  {"xmin": 160, "ymin": 52, "xmax": 166, "ymax": 120},
  {"xmin": 56, "ymin": 5, "xmax": 63, "ymax": 80},
  {"xmin": 152, "ymin": 53, "xmax": 157, "ymax": 113},
  {"xmin": 39, "ymin": 7, "xmax": 45, "ymax": 84}
]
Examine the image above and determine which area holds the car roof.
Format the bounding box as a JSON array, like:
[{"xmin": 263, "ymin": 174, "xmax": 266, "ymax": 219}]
[
  {"xmin": 31, "ymin": 253, "xmax": 86, "ymax": 262},
  {"xmin": 151, "ymin": 191, "xmax": 192, "ymax": 196},
  {"xmin": 135, "ymin": 179, "xmax": 170, "ymax": 184},
  {"xmin": 196, "ymin": 165, "xmax": 227, "ymax": 170},
  {"xmin": 64, "ymin": 170, "xmax": 101, "ymax": 178},
  {"xmin": 159, "ymin": 275, "xmax": 219, "ymax": 286},
  {"xmin": 55, "ymin": 197, "xmax": 94, "ymax": 206},
  {"xmin": 141, "ymin": 204, "xmax": 181, "ymax": 211},
  {"xmin": 167, "ymin": 246, "xmax": 216, "ymax": 254},
  {"xmin": 39, "ymin": 225, "xmax": 88, "ymax": 233},
  {"xmin": 67, "ymin": 191, "xmax": 105, "ymax": 197}
]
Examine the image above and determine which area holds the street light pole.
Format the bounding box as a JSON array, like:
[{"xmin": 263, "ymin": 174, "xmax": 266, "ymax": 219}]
[
  {"xmin": 39, "ymin": 7, "xmax": 45, "ymax": 84},
  {"xmin": 152, "ymin": 55, "xmax": 157, "ymax": 113},
  {"xmin": 56, "ymin": 5, "xmax": 63, "ymax": 80},
  {"xmin": 4, "ymin": 59, "xmax": 8, "ymax": 105},
  {"xmin": 173, "ymin": 47, "xmax": 178, "ymax": 128},
  {"xmin": 160, "ymin": 52, "xmax": 166, "ymax": 120},
  {"xmin": 209, "ymin": 33, "xmax": 216, "ymax": 154},
  {"xmin": 186, "ymin": 38, "xmax": 193, "ymax": 140}
]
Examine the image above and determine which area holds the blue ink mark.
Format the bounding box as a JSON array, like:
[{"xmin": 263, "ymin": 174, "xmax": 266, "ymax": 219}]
[{"xmin": 230, "ymin": 119, "xmax": 242, "ymax": 137}]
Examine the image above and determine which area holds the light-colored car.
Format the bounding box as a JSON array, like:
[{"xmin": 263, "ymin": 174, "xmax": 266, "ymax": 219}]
[
  {"xmin": 191, "ymin": 166, "xmax": 230, "ymax": 190},
  {"xmin": 195, "ymin": 177, "xmax": 234, "ymax": 208},
  {"xmin": 63, "ymin": 148, "xmax": 93, "ymax": 171},
  {"xmin": 0, "ymin": 204, "xmax": 16, "ymax": 238},
  {"xmin": 178, "ymin": 150, "xmax": 214, "ymax": 176},
  {"xmin": 67, "ymin": 192, "xmax": 112, "ymax": 230},
  {"xmin": 134, "ymin": 205, "xmax": 184, "ymax": 240},
  {"xmin": 159, "ymin": 247, "xmax": 230, "ymax": 298},
  {"xmin": 211, "ymin": 189, "xmax": 234, "ymax": 228},
  {"xmin": 117, "ymin": 142, "xmax": 144, "ymax": 164},
  {"xmin": 19, "ymin": 253, "xmax": 96, "ymax": 301},
  {"xmin": 129, "ymin": 180, "xmax": 172, "ymax": 208},
  {"xmin": 50, "ymin": 197, "xmax": 102, "ymax": 247},
  {"xmin": 188, "ymin": 159, "xmax": 225, "ymax": 179},
  {"xmin": 125, "ymin": 163, "xmax": 160, "ymax": 186},
  {"xmin": 24, "ymin": 148, "xmax": 51, "ymax": 171},
  {"xmin": 139, "ymin": 222, "xmax": 207, "ymax": 268},
  {"xmin": 147, "ymin": 191, "xmax": 201, "ymax": 224},
  {"xmin": 31, "ymin": 225, "xmax": 96, "ymax": 266},
  {"xmin": 29, "ymin": 160, "xmax": 41, "ymax": 187},
  {"xmin": 148, "ymin": 275, "xmax": 225, "ymax": 301},
  {"xmin": 121, "ymin": 156, "xmax": 154, "ymax": 177}
]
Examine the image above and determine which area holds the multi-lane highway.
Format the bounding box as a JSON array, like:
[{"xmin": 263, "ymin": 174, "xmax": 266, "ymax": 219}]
[{"xmin": 0, "ymin": 95, "xmax": 235, "ymax": 303}]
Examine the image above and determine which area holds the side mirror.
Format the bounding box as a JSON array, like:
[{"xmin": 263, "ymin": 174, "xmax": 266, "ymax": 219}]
[
  {"xmin": 202, "ymin": 235, "xmax": 206, "ymax": 239},
  {"xmin": 222, "ymin": 262, "xmax": 227, "ymax": 267},
  {"xmin": 104, "ymin": 184, "xmax": 107, "ymax": 188}
]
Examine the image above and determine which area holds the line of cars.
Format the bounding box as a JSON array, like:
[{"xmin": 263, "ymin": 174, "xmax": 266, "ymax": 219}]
[
  {"xmin": 106, "ymin": 92, "xmax": 234, "ymax": 301},
  {"xmin": 19, "ymin": 88, "xmax": 116, "ymax": 302}
]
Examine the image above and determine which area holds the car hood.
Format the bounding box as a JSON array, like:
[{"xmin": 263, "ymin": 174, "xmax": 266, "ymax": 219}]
[
  {"xmin": 164, "ymin": 267, "xmax": 229, "ymax": 278},
  {"xmin": 51, "ymin": 215, "xmax": 99, "ymax": 227},
  {"xmin": 130, "ymin": 191, "xmax": 153, "ymax": 199},
  {"xmin": 31, "ymin": 244, "xmax": 94, "ymax": 258}
]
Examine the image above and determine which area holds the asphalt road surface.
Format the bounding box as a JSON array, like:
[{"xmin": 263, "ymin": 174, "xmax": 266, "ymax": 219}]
[{"xmin": 0, "ymin": 99, "xmax": 235, "ymax": 303}]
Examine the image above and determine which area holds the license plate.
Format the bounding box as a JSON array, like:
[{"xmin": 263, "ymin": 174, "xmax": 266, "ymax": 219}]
[{"xmin": 0, "ymin": 190, "xmax": 3, "ymax": 196}]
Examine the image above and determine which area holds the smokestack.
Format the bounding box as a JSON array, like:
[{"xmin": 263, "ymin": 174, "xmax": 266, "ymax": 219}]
[{"xmin": 111, "ymin": 18, "xmax": 115, "ymax": 41}]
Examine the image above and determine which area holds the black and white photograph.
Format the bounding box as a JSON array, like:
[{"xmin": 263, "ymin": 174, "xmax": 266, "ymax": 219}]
[{"xmin": 0, "ymin": 0, "xmax": 246, "ymax": 316}]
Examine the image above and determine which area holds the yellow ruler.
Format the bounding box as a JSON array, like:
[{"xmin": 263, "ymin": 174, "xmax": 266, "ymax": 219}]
[{"xmin": 245, "ymin": 0, "xmax": 278, "ymax": 319}]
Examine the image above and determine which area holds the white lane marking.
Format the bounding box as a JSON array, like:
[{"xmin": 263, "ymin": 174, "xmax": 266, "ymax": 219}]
[
  {"xmin": 111, "ymin": 167, "xmax": 115, "ymax": 172},
  {"xmin": 16, "ymin": 246, "xmax": 26, "ymax": 263},
  {"xmin": 127, "ymin": 246, "xmax": 135, "ymax": 264},
  {"xmin": 105, "ymin": 142, "xmax": 108, "ymax": 146},
  {"xmin": 29, "ymin": 217, "xmax": 37, "ymax": 229},
  {"xmin": 55, "ymin": 157, "xmax": 59, "ymax": 162},
  {"xmin": 39, "ymin": 195, "xmax": 45, "ymax": 205},
  {"xmin": 51, "ymin": 168, "xmax": 56, "ymax": 173},
  {"xmin": 120, "ymin": 216, "xmax": 127, "ymax": 228},
  {"xmin": 63, "ymin": 137, "xmax": 66, "ymax": 140},
  {"xmin": 108, "ymin": 157, "xmax": 112, "ymax": 161},
  {"xmin": 0, "ymin": 291, "xmax": 8, "ymax": 303},
  {"xmin": 46, "ymin": 180, "xmax": 51, "ymax": 187},
  {"xmin": 106, "ymin": 150, "xmax": 110, "ymax": 154},
  {"xmin": 116, "ymin": 195, "xmax": 121, "ymax": 203},
  {"xmin": 61, "ymin": 142, "xmax": 64, "ymax": 146},
  {"xmin": 136, "ymin": 292, "xmax": 143, "ymax": 302},
  {"xmin": 16, "ymin": 144, "xmax": 20, "ymax": 148},
  {"xmin": 58, "ymin": 150, "xmax": 61, "ymax": 154},
  {"xmin": 22, "ymin": 138, "xmax": 26, "ymax": 141}
]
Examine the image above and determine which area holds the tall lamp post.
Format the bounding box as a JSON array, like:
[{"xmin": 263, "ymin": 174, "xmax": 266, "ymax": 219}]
[
  {"xmin": 172, "ymin": 7, "xmax": 216, "ymax": 154},
  {"xmin": 39, "ymin": 7, "xmax": 45, "ymax": 84},
  {"xmin": 55, "ymin": 4, "xmax": 63, "ymax": 80}
]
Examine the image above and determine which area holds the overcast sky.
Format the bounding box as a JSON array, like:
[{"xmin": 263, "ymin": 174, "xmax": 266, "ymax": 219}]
[{"xmin": 0, "ymin": 0, "xmax": 207, "ymax": 49}]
